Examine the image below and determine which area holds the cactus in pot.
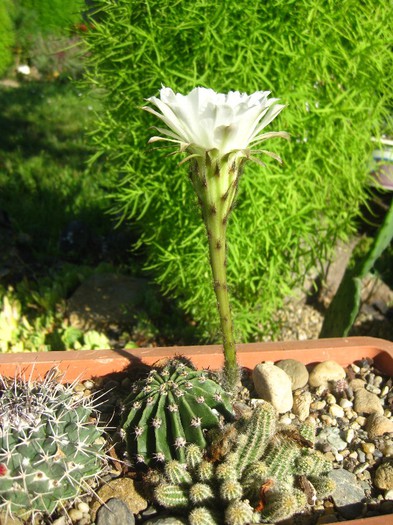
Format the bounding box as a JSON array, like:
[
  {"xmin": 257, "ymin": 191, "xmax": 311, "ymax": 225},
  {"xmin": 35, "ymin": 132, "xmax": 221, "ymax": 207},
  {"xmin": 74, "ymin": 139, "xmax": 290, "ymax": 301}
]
[
  {"xmin": 0, "ymin": 370, "xmax": 107, "ymax": 520},
  {"xmin": 144, "ymin": 402, "xmax": 334, "ymax": 524},
  {"xmin": 122, "ymin": 358, "xmax": 234, "ymax": 465}
]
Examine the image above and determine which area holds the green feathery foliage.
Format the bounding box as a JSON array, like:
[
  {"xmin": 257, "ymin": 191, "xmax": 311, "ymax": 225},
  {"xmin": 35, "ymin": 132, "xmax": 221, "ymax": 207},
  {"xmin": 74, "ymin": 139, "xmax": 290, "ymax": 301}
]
[
  {"xmin": 82, "ymin": 0, "xmax": 392, "ymax": 341},
  {"xmin": 122, "ymin": 358, "xmax": 234, "ymax": 465},
  {"xmin": 144, "ymin": 403, "xmax": 334, "ymax": 524},
  {"xmin": 0, "ymin": 1, "xmax": 15, "ymax": 77},
  {"xmin": 0, "ymin": 371, "xmax": 107, "ymax": 520}
]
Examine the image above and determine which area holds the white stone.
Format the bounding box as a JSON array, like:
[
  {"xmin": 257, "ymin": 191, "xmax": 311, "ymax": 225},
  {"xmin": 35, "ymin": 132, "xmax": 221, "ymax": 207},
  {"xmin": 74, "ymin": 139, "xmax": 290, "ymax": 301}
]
[
  {"xmin": 252, "ymin": 363, "xmax": 293, "ymax": 413},
  {"xmin": 329, "ymin": 404, "xmax": 345, "ymax": 418},
  {"xmin": 340, "ymin": 398, "xmax": 353, "ymax": 409}
]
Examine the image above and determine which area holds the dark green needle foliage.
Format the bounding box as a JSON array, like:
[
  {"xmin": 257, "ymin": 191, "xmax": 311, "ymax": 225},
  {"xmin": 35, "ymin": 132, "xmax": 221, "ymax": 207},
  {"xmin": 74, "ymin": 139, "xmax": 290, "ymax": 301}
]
[{"xmin": 82, "ymin": 0, "xmax": 392, "ymax": 341}]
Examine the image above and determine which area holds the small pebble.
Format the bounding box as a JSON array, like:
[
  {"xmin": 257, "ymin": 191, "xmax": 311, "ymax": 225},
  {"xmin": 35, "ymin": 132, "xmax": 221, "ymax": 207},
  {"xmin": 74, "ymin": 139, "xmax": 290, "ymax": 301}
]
[
  {"xmin": 311, "ymin": 400, "xmax": 326, "ymax": 410},
  {"xmin": 351, "ymin": 364, "xmax": 361, "ymax": 374},
  {"xmin": 340, "ymin": 398, "xmax": 353, "ymax": 409},
  {"xmin": 329, "ymin": 404, "xmax": 344, "ymax": 418},
  {"xmin": 83, "ymin": 380, "xmax": 94, "ymax": 390},
  {"xmin": 345, "ymin": 429, "xmax": 355, "ymax": 444},
  {"xmin": 326, "ymin": 393, "xmax": 336, "ymax": 405},
  {"xmin": 362, "ymin": 442, "xmax": 375, "ymax": 455},
  {"xmin": 354, "ymin": 462, "xmax": 369, "ymax": 474},
  {"xmin": 356, "ymin": 416, "xmax": 367, "ymax": 426},
  {"xmin": 68, "ymin": 509, "xmax": 84, "ymax": 521},
  {"xmin": 357, "ymin": 450, "xmax": 366, "ymax": 463},
  {"xmin": 366, "ymin": 384, "xmax": 381, "ymax": 395},
  {"xmin": 381, "ymin": 385, "xmax": 389, "ymax": 396},
  {"xmin": 77, "ymin": 502, "xmax": 91, "ymax": 514}
]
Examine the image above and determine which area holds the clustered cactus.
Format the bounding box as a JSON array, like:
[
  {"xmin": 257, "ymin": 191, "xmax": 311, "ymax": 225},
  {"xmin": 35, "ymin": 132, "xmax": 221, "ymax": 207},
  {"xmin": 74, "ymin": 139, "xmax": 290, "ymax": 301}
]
[
  {"xmin": 146, "ymin": 402, "xmax": 335, "ymax": 524},
  {"xmin": 122, "ymin": 358, "xmax": 234, "ymax": 465},
  {"xmin": 0, "ymin": 370, "xmax": 107, "ymax": 520}
]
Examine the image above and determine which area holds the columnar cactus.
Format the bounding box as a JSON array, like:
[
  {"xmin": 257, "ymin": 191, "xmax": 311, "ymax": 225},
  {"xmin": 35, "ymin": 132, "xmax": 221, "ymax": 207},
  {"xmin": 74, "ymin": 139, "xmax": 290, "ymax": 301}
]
[
  {"xmin": 122, "ymin": 358, "xmax": 234, "ymax": 465},
  {"xmin": 146, "ymin": 401, "xmax": 335, "ymax": 524},
  {"xmin": 0, "ymin": 371, "xmax": 107, "ymax": 520}
]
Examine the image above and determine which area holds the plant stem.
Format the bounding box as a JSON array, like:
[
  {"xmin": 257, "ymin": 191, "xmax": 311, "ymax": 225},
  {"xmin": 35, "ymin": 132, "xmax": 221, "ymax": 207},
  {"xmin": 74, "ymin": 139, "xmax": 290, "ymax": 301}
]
[{"xmin": 190, "ymin": 153, "xmax": 242, "ymax": 390}]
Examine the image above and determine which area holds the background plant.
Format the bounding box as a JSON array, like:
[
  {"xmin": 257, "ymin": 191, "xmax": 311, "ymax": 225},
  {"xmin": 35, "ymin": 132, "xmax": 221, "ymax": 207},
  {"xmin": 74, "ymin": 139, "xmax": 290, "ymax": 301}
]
[
  {"xmin": 0, "ymin": 0, "xmax": 15, "ymax": 77},
  {"xmin": 83, "ymin": 0, "xmax": 392, "ymax": 342}
]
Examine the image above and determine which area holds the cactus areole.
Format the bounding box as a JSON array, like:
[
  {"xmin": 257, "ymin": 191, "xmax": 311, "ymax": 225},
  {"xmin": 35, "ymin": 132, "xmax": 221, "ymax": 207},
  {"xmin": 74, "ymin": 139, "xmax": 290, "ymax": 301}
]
[{"xmin": 143, "ymin": 87, "xmax": 288, "ymax": 389}]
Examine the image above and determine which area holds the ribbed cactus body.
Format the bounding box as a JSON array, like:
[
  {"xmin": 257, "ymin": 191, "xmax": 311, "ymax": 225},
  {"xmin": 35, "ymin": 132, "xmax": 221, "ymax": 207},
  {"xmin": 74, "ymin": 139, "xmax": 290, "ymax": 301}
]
[
  {"xmin": 154, "ymin": 483, "xmax": 189, "ymax": 508},
  {"xmin": 189, "ymin": 506, "xmax": 220, "ymax": 525},
  {"xmin": 233, "ymin": 402, "xmax": 276, "ymax": 473},
  {"xmin": 225, "ymin": 499, "xmax": 254, "ymax": 525},
  {"xmin": 261, "ymin": 487, "xmax": 307, "ymax": 523},
  {"xmin": 144, "ymin": 401, "xmax": 335, "ymax": 524},
  {"xmin": 0, "ymin": 372, "xmax": 107, "ymax": 519},
  {"xmin": 122, "ymin": 359, "xmax": 234, "ymax": 465}
]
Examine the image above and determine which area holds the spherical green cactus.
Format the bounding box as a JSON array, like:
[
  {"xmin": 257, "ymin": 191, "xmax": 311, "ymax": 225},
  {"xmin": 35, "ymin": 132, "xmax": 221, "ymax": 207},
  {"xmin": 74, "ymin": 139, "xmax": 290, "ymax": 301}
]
[
  {"xmin": 165, "ymin": 460, "xmax": 193, "ymax": 485},
  {"xmin": 122, "ymin": 358, "xmax": 234, "ymax": 465},
  {"xmin": 261, "ymin": 487, "xmax": 307, "ymax": 523},
  {"xmin": 189, "ymin": 482, "xmax": 214, "ymax": 504},
  {"xmin": 154, "ymin": 483, "xmax": 189, "ymax": 508},
  {"xmin": 189, "ymin": 506, "xmax": 220, "ymax": 525},
  {"xmin": 0, "ymin": 371, "xmax": 107, "ymax": 520},
  {"xmin": 225, "ymin": 499, "xmax": 254, "ymax": 525}
]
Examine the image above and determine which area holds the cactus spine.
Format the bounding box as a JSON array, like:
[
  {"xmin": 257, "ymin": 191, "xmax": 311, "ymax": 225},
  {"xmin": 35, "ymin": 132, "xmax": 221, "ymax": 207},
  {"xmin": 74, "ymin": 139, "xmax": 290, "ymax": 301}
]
[
  {"xmin": 122, "ymin": 358, "xmax": 234, "ymax": 465},
  {"xmin": 0, "ymin": 371, "xmax": 107, "ymax": 520}
]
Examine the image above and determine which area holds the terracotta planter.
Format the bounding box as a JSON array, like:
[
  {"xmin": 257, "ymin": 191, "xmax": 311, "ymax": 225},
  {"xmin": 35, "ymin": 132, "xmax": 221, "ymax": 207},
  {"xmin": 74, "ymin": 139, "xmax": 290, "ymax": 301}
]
[{"xmin": 1, "ymin": 336, "xmax": 393, "ymax": 525}]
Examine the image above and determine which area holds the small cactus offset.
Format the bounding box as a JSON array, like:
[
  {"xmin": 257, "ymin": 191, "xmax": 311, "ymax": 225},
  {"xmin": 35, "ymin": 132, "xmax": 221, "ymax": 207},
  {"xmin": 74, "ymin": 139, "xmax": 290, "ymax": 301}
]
[
  {"xmin": 122, "ymin": 358, "xmax": 234, "ymax": 465},
  {"xmin": 0, "ymin": 371, "xmax": 107, "ymax": 520},
  {"xmin": 145, "ymin": 401, "xmax": 335, "ymax": 524}
]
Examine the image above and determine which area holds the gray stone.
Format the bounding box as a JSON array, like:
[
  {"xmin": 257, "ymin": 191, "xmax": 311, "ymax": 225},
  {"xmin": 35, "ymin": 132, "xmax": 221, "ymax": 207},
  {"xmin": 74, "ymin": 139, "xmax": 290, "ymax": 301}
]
[
  {"xmin": 354, "ymin": 388, "xmax": 384, "ymax": 415},
  {"xmin": 252, "ymin": 363, "xmax": 293, "ymax": 413},
  {"xmin": 329, "ymin": 469, "xmax": 366, "ymax": 519},
  {"xmin": 144, "ymin": 517, "xmax": 187, "ymax": 525},
  {"xmin": 316, "ymin": 427, "xmax": 347, "ymax": 451},
  {"xmin": 309, "ymin": 361, "xmax": 346, "ymax": 388},
  {"xmin": 374, "ymin": 461, "xmax": 393, "ymax": 490},
  {"xmin": 96, "ymin": 498, "xmax": 135, "ymax": 525},
  {"xmin": 276, "ymin": 359, "xmax": 309, "ymax": 390}
]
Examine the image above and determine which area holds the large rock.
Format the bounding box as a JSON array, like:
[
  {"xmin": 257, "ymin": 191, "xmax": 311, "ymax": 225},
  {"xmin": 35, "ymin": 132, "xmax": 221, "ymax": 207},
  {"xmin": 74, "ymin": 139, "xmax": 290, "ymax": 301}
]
[
  {"xmin": 366, "ymin": 413, "xmax": 393, "ymax": 438},
  {"xmin": 91, "ymin": 478, "xmax": 148, "ymax": 520},
  {"xmin": 67, "ymin": 274, "xmax": 150, "ymax": 330},
  {"xmin": 353, "ymin": 388, "xmax": 384, "ymax": 415},
  {"xmin": 308, "ymin": 361, "xmax": 346, "ymax": 388},
  {"xmin": 96, "ymin": 498, "xmax": 135, "ymax": 525},
  {"xmin": 276, "ymin": 359, "xmax": 309, "ymax": 390},
  {"xmin": 329, "ymin": 469, "xmax": 365, "ymax": 519},
  {"xmin": 252, "ymin": 363, "xmax": 293, "ymax": 413},
  {"xmin": 374, "ymin": 462, "xmax": 393, "ymax": 490}
]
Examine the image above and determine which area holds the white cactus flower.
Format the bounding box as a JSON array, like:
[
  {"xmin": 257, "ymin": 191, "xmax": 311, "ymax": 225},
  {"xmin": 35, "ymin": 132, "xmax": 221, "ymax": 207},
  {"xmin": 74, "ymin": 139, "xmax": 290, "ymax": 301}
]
[{"xmin": 143, "ymin": 86, "xmax": 288, "ymax": 162}]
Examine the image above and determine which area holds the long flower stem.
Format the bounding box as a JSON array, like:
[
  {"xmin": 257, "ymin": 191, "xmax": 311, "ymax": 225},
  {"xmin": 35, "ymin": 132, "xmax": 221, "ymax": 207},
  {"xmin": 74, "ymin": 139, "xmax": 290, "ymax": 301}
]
[
  {"xmin": 205, "ymin": 213, "xmax": 239, "ymax": 389},
  {"xmin": 190, "ymin": 154, "xmax": 241, "ymax": 390}
]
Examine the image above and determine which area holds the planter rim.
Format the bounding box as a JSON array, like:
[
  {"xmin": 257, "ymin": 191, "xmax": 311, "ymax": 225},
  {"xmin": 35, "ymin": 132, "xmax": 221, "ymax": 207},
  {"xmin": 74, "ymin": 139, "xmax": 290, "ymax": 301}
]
[{"xmin": 1, "ymin": 336, "xmax": 393, "ymax": 380}]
